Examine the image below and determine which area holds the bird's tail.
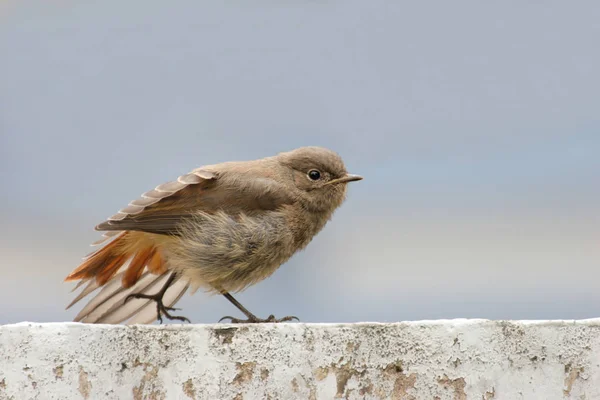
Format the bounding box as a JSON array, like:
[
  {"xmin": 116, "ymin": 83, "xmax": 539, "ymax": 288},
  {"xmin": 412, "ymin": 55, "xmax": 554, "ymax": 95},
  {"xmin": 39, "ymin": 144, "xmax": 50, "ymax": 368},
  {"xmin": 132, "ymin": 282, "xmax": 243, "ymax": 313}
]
[{"xmin": 65, "ymin": 231, "xmax": 189, "ymax": 324}]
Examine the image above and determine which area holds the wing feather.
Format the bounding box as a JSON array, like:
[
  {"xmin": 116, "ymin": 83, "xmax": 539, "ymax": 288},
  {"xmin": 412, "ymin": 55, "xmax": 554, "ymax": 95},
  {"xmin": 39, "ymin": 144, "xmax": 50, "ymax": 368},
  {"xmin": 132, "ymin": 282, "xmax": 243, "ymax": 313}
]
[
  {"xmin": 91, "ymin": 163, "xmax": 293, "ymax": 237},
  {"xmin": 94, "ymin": 169, "xmax": 217, "ymax": 235},
  {"xmin": 90, "ymin": 231, "xmax": 121, "ymax": 247}
]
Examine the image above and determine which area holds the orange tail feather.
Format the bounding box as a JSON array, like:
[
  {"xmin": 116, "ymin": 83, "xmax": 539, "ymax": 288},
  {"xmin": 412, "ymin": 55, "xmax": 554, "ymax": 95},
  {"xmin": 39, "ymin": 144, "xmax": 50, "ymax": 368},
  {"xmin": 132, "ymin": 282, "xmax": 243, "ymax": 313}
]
[
  {"xmin": 96, "ymin": 254, "xmax": 128, "ymax": 285},
  {"xmin": 65, "ymin": 231, "xmax": 164, "ymax": 289},
  {"xmin": 146, "ymin": 251, "xmax": 167, "ymax": 275},
  {"xmin": 65, "ymin": 231, "xmax": 187, "ymax": 324},
  {"xmin": 122, "ymin": 247, "xmax": 155, "ymax": 288},
  {"xmin": 65, "ymin": 232, "xmax": 128, "ymax": 282}
]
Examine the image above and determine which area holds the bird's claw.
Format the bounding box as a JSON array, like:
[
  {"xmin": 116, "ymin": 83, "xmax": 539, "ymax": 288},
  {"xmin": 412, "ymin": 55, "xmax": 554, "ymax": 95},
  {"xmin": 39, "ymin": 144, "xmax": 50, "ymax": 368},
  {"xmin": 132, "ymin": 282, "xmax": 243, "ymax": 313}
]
[{"xmin": 124, "ymin": 292, "xmax": 190, "ymax": 324}]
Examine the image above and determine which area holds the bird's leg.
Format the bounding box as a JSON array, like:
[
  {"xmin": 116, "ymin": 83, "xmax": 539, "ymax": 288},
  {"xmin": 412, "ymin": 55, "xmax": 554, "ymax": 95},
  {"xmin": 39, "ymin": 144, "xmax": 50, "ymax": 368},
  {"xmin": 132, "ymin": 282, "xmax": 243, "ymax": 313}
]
[
  {"xmin": 125, "ymin": 272, "xmax": 190, "ymax": 324},
  {"xmin": 218, "ymin": 291, "xmax": 299, "ymax": 323}
]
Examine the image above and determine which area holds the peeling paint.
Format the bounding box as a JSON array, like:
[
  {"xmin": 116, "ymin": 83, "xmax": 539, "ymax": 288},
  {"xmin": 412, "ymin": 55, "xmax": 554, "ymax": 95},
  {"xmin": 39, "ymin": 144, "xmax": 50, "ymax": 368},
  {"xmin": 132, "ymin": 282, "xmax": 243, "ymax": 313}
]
[
  {"xmin": 564, "ymin": 363, "xmax": 584, "ymax": 396},
  {"xmin": 1, "ymin": 321, "xmax": 600, "ymax": 399},
  {"xmin": 438, "ymin": 374, "xmax": 467, "ymax": 400},
  {"xmin": 333, "ymin": 362, "xmax": 360, "ymax": 398},
  {"xmin": 383, "ymin": 361, "xmax": 417, "ymax": 399},
  {"xmin": 484, "ymin": 387, "xmax": 495, "ymax": 399},
  {"xmin": 314, "ymin": 366, "xmax": 329, "ymax": 381},
  {"xmin": 260, "ymin": 368, "xmax": 270, "ymax": 381},
  {"xmin": 182, "ymin": 378, "xmax": 196, "ymax": 399},
  {"xmin": 232, "ymin": 362, "xmax": 256, "ymax": 385},
  {"xmin": 78, "ymin": 367, "xmax": 92, "ymax": 400},
  {"xmin": 53, "ymin": 365, "xmax": 64, "ymax": 379},
  {"xmin": 313, "ymin": 361, "xmax": 364, "ymax": 398},
  {"xmin": 132, "ymin": 363, "xmax": 165, "ymax": 400},
  {"xmin": 359, "ymin": 378, "xmax": 373, "ymax": 396},
  {"xmin": 300, "ymin": 374, "xmax": 318, "ymax": 400},
  {"xmin": 213, "ymin": 327, "xmax": 238, "ymax": 345},
  {"xmin": 291, "ymin": 377, "xmax": 299, "ymax": 392}
]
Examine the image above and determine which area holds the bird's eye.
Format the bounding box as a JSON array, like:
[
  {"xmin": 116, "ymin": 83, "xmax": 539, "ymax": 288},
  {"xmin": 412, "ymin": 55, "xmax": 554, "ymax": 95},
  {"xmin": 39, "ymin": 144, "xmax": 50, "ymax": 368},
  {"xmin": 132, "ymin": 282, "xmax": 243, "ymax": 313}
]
[{"xmin": 307, "ymin": 170, "xmax": 321, "ymax": 181}]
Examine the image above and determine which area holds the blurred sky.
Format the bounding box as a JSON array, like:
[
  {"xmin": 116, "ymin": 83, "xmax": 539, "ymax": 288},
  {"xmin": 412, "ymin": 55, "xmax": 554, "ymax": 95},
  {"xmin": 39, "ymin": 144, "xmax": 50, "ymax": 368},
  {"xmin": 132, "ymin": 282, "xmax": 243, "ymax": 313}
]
[{"xmin": 1, "ymin": 0, "xmax": 599, "ymax": 325}]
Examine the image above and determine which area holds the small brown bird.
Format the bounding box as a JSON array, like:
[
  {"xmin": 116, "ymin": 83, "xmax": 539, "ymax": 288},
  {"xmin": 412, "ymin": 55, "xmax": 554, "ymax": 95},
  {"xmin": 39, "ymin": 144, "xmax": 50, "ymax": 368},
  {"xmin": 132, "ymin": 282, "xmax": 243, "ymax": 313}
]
[{"xmin": 65, "ymin": 146, "xmax": 362, "ymax": 324}]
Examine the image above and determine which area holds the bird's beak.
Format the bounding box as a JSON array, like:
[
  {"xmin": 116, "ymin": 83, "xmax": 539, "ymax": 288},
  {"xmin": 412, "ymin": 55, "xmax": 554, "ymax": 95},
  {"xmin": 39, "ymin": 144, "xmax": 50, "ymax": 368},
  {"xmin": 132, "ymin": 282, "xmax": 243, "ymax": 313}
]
[{"xmin": 326, "ymin": 173, "xmax": 363, "ymax": 185}]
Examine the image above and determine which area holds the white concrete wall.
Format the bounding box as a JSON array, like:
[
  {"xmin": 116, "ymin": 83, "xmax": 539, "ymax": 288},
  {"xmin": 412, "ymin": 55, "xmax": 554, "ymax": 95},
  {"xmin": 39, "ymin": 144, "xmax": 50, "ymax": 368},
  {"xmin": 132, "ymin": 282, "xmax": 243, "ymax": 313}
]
[{"xmin": 1, "ymin": 320, "xmax": 599, "ymax": 399}]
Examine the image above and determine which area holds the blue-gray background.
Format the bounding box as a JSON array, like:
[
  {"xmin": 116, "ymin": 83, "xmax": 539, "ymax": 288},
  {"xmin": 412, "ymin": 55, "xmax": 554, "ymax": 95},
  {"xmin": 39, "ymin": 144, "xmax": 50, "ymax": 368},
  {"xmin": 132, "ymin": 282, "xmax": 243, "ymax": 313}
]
[{"xmin": 1, "ymin": 1, "xmax": 599, "ymax": 324}]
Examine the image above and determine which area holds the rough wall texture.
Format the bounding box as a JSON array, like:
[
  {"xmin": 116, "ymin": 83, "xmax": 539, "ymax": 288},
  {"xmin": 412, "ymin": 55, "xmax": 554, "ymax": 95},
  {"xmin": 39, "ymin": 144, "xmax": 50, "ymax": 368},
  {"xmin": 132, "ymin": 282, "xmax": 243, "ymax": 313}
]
[{"xmin": 1, "ymin": 320, "xmax": 599, "ymax": 399}]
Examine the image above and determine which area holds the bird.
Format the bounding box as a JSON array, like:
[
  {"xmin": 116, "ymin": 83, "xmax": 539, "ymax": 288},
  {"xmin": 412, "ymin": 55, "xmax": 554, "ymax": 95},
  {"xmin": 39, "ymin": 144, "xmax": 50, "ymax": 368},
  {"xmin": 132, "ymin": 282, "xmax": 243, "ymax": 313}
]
[{"xmin": 64, "ymin": 146, "xmax": 362, "ymax": 324}]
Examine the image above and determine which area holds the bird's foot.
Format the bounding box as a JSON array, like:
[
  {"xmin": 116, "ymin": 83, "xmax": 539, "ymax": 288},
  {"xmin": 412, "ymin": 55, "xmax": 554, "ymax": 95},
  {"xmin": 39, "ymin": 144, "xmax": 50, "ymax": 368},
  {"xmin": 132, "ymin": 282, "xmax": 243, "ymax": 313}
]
[
  {"xmin": 125, "ymin": 292, "xmax": 190, "ymax": 324},
  {"xmin": 218, "ymin": 314, "xmax": 299, "ymax": 324}
]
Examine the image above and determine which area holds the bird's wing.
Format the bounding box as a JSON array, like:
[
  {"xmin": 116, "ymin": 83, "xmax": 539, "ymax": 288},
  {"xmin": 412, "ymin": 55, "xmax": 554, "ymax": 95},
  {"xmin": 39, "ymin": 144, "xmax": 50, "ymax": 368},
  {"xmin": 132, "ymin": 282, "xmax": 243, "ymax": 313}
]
[
  {"xmin": 94, "ymin": 169, "xmax": 217, "ymax": 235},
  {"xmin": 94, "ymin": 167, "xmax": 293, "ymax": 236}
]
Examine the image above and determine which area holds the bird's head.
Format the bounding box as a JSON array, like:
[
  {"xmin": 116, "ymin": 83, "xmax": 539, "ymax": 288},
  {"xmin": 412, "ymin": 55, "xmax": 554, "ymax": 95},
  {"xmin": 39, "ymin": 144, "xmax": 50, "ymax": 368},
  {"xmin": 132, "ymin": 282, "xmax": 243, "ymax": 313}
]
[{"xmin": 277, "ymin": 146, "xmax": 362, "ymax": 213}]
